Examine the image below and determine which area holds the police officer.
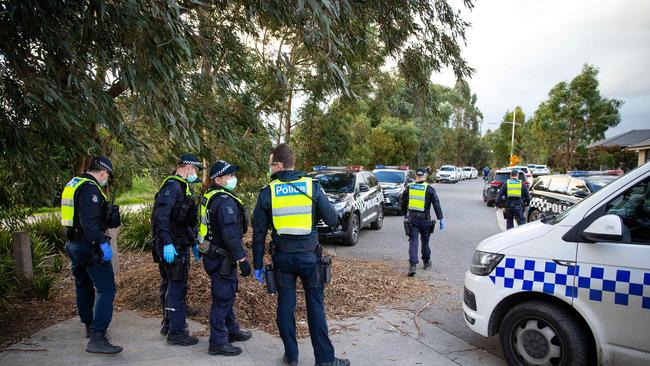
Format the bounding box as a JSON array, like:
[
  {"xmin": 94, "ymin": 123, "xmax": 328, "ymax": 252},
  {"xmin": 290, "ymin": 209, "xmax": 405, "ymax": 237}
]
[
  {"xmin": 252, "ymin": 144, "xmax": 349, "ymax": 366},
  {"xmin": 61, "ymin": 156, "xmax": 122, "ymax": 354},
  {"xmin": 400, "ymin": 168, "xmax": 445, "ymax": 277},
  {"xmin": 482, "ymin": 166, "xmax": 490, "ymax": 180},
  {"xmin": 198, "ymin": 160, "xmax": 252, "ymax": 356},
  {"xmin": 496, "ymin": 170, "xmax": 531, "ymax": 230},
  {"xmin": 152, "ymin": 154, "xmax": 203, "ymax": 346}
]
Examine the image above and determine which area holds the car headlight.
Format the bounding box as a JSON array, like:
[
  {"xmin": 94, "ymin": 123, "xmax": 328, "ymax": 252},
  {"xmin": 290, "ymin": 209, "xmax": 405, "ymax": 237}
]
[
  {"xmin": 334, "ymin": 201, "xmax": 347, "ymax": 211},
  {"xmin": 470, "ymin": 250, "xmax": 504, "ymax": 276},
  {"xmin": 383, "ymin": 187, "xmax": 400, "ymax": 193}
]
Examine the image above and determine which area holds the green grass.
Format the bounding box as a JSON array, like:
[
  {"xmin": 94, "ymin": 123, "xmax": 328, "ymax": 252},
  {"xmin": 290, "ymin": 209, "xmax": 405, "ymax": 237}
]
[{"xmin": 115, "ymin": 176, "xmax": 156, "ymax": 206}]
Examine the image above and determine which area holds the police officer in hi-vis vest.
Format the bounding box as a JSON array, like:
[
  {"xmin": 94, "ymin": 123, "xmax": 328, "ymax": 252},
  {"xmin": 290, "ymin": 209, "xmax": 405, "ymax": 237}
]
[
  {"xmin": 400, "ymin": 167, "xmax": 445, "ymax": 277},
  {"xmin": 62, "ymin": 156, "xmax": 122, "ymax": 354},
  {"xmin": 252, "ymin": 144, "xmax": 350, "ymax": 366},
  {"xmin": 496, "ymin": 169, "xmax": 531, "ymax": 230},
  {"xmin": 151, "ymin": 154, "xmax": 203, "ymax": 346},
  {"xmin": 197, "ymin": 160, "xmax": 252, "ymax": 356}
]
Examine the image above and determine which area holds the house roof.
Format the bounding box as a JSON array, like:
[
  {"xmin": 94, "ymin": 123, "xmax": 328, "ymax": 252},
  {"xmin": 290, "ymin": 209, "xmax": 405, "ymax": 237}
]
[
  {"xmin": 627, "ymin": 137, "xmax": 650, "ymax": 150},
  {"xmin": 587, "ymin": 129, "xmax": 650, "ymax": 149}
]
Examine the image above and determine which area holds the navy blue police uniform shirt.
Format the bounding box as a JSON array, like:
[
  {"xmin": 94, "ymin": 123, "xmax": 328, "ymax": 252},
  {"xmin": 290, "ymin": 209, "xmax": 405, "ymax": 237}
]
[
  {"xmin": 400, "ymin": 183, "xmax": 444, "ymax": 220},
  {"xmin": 152, "ymin": 177, "xmax": 195, "ymax": 246},
  {"xmin": 252, "ymin": 170, "xmax": 338, "ymax": 270},
  {"xmin": 496, "ymin": 181, "xmax": 531, "ymax": 206},
  {"xmin": 76, "ymin": 173, "xmax": 109, "ymax": 245},
  {"xmin": 207, "ymin": 185, "xmax": 246, "ymax": 261}
]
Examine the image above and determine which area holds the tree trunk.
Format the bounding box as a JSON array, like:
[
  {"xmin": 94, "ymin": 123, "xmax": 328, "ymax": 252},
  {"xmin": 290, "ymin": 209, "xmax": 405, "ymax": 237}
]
[{"xmin": 284, "ymin": 87, "xmax": 293, "ymax": 143}]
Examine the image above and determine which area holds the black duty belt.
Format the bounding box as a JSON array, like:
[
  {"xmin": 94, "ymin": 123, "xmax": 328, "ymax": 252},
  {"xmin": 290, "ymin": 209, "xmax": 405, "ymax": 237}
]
[
  {"xmin": 408, "ymin": 210, "xmax": 430, "ymax": 219},
  {"xmin": 272, "ymin": 237, "xmax": 319, "ymax": 254},
  {"xmin": 66, "ymin": 228, "xmax": 88, "ymax": 242}
]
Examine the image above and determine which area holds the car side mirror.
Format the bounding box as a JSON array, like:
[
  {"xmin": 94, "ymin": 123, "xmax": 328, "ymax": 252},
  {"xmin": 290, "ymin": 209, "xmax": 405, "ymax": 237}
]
[
  {"xmin": 358, "ymin": 183, "xmax": 370, "ymax": 192},
  {"xmin": 572, "ymin": 190, "xmax": 589, "ymax": 199},
  {"xmin": 582, "ymin": 214, "xmax": 623, "ymax": 243}
]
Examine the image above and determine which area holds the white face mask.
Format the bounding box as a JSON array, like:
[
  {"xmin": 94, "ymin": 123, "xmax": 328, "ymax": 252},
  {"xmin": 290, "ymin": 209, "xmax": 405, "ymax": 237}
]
[
  {"xmin": 99, "ymin": 173, "xmax": 109, "ymax": 187},
  {"xmin": 225, "ymin": 176, "xmax": 238, "ymax": 191}
]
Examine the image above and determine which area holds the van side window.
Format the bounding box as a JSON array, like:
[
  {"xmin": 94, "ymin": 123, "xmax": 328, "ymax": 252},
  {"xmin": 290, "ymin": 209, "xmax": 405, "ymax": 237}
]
[
  {"xmin": 534, "ymin": 177, "xmax": 550, "ymax": 192},
  {"xmin": 548, "ymin": 177, "xmax": 569, "ymax": 194},
  {"xmin": 366, "ymin": 173, "xmax": 379, "ymax": 187},
  {"xmin": 567, "ymin": 178, "xmax": 590, "ymax": 197},
  {"xmin": 605, "ymin": 178, "xmax": 650, "ymax": 244}
]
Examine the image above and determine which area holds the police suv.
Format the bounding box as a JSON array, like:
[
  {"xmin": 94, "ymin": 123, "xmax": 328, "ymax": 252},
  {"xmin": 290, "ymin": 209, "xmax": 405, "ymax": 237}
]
[
  {"xmin": 527, "ymin": 171, "xmax": 622, "ymax": 222},
  {"xmin": 309, "ymin": 166, "xmax": 384, "ymax": 246},
  {"xmin": 372, "ymin": 165, "xmax": 415, "ymax": 215},
  {"xmin": 463, "ymin": 162, "xmax": 650, "ymax": 366}
]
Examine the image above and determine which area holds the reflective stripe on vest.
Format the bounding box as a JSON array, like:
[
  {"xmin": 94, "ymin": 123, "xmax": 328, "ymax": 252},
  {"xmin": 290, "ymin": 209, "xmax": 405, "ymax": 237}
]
[
  {"xmin": 60, "ymin": 177, "xmax": 106, "ymax": 227},
  {"xmin": 407, "ymin": 183, "xmax": 427, "ymax": 211},
  {"xmin": 270, "ymin": 177, "xmax": 313, "ymax": 235},
  {"xmin": 198, "ymin": 188, "xmax": 242, "ymax": 243},
  {"xmin": 160, "ymin": 176, "xmax": 191, "ymax": 196},
  {"xmin": 506, "ymin": 179, "xmax": 522, "ymax": 198}
]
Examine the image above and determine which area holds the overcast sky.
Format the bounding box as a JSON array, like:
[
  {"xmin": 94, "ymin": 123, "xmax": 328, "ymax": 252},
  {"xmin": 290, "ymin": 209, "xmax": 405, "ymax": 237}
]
[{"xmin": 431, "ymin": 0, "xmax": 650, "ymax": 137}]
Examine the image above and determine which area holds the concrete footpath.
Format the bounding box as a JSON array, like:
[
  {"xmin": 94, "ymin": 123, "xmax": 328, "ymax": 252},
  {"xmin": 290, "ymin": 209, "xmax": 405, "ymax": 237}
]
[{"xmin": 0, "ymin": 307, "xmax": 504, "ymax": 366}]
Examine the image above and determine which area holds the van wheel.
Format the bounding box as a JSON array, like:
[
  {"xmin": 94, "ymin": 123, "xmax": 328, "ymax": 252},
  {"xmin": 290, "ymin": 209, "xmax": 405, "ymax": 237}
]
[
  {"xmin": 343, "ymin": 213, "xmax": 360, "ymax": 246},
  {"xmin": 370, "ymin": 205, "xmax": 383, "ymax": 230},
  {"xmin": 499, "ymin": 301, "xmax": 588, "ymax": 366},
  {"xmin": 528, "ymin": 209, "xmax": 541, "ymax": 222}
]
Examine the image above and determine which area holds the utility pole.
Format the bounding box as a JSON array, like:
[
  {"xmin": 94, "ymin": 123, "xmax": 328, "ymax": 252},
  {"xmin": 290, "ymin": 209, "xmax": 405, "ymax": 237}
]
[{"xmin": 510, "ymin": 108, "xmax": 516, "ymax": 157}]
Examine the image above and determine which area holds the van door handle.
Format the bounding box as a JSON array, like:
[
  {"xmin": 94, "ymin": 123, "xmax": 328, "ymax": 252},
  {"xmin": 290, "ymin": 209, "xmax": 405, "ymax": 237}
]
[{"xmin": 553, "ymin": 259, "xmax": 576, "ymax": 267}]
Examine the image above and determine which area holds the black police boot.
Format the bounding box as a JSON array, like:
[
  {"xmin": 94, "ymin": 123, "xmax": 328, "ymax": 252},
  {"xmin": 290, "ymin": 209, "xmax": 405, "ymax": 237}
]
[
  {"xmin": 208, "ymin": 343, "xmax": 242, "ymax": 356},
  {"xmin": 166, "ymin": 330, "xmax": 199, "ymax": 346},
  {"xmin": 228, "ymin": 330, "xmax": 252, "ymax": 343},
  {"xmin": 161, "ymin": 321, "xmax": 188, "ymax": 336},
  {"xmin": 282, "ymin": 354, "xmax": 298, "ymax": 366},
  {"xmin": 423, "ymin": 261, "xmax": 432, "ymax": 270},
  {"xmin": 408, "ymin": 264, "xmax": 416, "ymax": 277},
  {"xmin": 316, "ymin": 358, "xmax": 351, "ymax": 366},
  {"xmin": 84, "ymin": 323, "xmax": 92, "ymax": 338},
  {"xmin": 86, "ymin": 331, "xmax": 123, "ymax": 354}
]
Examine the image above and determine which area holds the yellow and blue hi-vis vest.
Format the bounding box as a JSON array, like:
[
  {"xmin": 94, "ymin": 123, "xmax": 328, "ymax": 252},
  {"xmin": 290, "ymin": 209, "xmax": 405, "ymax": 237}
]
[
  {"xmin": 270, "ymin": 177, "xmax": 314, "ymax": 235},
  {"xmin": 407, "ymin": 182, "xmax": 427, "ymax": 211},
  {"xmin": 61, "ymin": 177, "xmax": 106, "ymax": 227}
]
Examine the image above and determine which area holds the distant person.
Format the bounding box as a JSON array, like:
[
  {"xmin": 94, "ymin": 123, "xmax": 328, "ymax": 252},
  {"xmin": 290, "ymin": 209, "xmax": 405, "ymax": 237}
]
[
  {"xmin": 151, "ymin": 154, "xmax": 203, "ymax": 346},
  {"xmin": 197, "ymin": 160, "xmax": 252, "ymax": 356},
  {"xmin": 482, "ymin": 166, "xmax": 490, "ymax": 179},
  {"xmin": 400, "ymin": 167, "xmax": 445, "ymax": 276},
  {"xmin": 496, "ymin": 170, "xmax": 531, "ymax": 230},
  {"xmin": 61, "ymin": 156, "xmax": 122, "ymax": 354}
]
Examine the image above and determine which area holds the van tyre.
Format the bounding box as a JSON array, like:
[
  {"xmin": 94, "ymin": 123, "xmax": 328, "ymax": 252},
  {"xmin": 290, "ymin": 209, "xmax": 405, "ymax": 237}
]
[
  {"xmin": 528, "ymin": 209, "xmax": 541, "ymax": 222},
  {"xmin": 499, "ymin": 301, "xmax": 588, "ymax": 366},
  {"xmin": 343, "ymin": 213, "xmax": 360, "ymax": 246},
  {"xmin": 370, "ymin": 205, "xmax": 384, "ymax": 230}
]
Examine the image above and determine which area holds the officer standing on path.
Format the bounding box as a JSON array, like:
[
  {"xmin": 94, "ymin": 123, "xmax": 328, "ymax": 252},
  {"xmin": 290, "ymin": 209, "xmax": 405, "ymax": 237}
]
[
  {"xmin": 496, "ymin": 169, "xmax": 531, "ymax": 230},
  {"xmin": 198, "ymin": 160, "xmax": 252, "ymax": 356},
  {"xmin": 252, "ymin": 144, "xmax": 350, "ymax": 366},
  {"xmin": 483, "ymin": 166, "xmax": 490, "ymax": 179},
  {"xmin": 61, "ymin": 156, "xmax": 122, "ymax": 354},
  {"xmin": 151, "ymin": 154, "xmax": 203, "ymax": 346},
  {"xmin": 400, "ymin": 168, "xmax": 445, "ymax": 277}
]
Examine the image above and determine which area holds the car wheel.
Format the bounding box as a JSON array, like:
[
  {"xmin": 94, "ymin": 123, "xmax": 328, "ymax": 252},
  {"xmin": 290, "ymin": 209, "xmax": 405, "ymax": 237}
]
[
  {"xmin": 528, "ymin": 209, "xmax": 541, "ymax": 222},
  {"xmin": 483, "ymin": 190, "xmax": 487, "ymax": 202},
  {"xmin": 487, "ymin": 200, "xmax": 494, "ymax": 207},
  {"xmin": 343, "ymin": 212, "xmax": 360, "ymax": 246},
  {"xmin": 371, "ymin": 205, "xmax": 383, "ymax": 230},
  {"xmin": 500, "ymin": 301, "xmax": 589, "ymax": 366}
]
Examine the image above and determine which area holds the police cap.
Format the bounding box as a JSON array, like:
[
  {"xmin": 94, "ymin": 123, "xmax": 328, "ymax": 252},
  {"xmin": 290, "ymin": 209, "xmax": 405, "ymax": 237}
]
[
  {"xmin": 209, "ymin": 160, "xmax": 239, "ymax": 179},
  {"xmin": 510, "ymin": 169, "xmax": 519, "ymax": 177},
  {"xmin": 416, "ymin": 167, "xmax": 427, "ymax": 176},
  {"xmin": 90, "ymin": 156, "xmax": 114, "ymax": 177},
  {"xmin": 178, "ymin": 153, "xmax": 204, "ymax": 171}
]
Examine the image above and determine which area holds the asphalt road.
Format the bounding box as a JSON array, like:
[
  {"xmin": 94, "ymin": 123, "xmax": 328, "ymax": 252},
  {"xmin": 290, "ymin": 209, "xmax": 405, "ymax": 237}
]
[{"xmin": 327, "ymin": 177, "xmax": 505, "ymax": 358}]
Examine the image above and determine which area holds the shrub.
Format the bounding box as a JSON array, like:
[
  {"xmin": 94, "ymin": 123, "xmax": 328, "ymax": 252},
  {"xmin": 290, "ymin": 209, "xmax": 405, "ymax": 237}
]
[
  {"xmin": 0, "ymin": 230, "xmax": 17, "ymax": 303},
  {"xmin": 27, "ymin": 213, "xmax": 65, "ymax": 253},
  {"xmin": 118, "ymin": 205, "xmax": 153, "ymax": 251},
  {"xmin": 32, "ymin": 273, "xmax": 55, "ymax": 300}
]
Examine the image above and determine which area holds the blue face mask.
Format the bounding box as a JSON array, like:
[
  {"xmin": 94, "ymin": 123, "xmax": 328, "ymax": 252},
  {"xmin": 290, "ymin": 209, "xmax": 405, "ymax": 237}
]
[
  {"xmin": 225, "ymin": 176, "xmax": 237, "ymax": 191},
  {"xmin": 187, "ymin": 173, "xmax": 198, "ymax": 183}
]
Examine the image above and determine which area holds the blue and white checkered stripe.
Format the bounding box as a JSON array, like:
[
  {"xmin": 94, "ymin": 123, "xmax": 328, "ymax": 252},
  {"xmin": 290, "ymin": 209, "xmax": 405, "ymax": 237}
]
[{"xmin": 489, "ymin": 257, "xmax": 650, "ymax": 310}]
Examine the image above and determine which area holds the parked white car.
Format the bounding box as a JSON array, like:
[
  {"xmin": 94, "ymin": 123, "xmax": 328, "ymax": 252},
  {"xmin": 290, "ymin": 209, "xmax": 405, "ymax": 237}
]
[
  {"xmin": 463, "ymin": 162, "xmax": 650, "ymax": 365},
  {"xmin": 456, "ymin": 167, "xmax": 465, "ymax": 181},
  {"xmin": 533, "ymin": 164, "xmax": 551, "ymax": 176},
  {"xmin": 463, "ymin": 166, "xmax": 479, "ymax": 179},
  {"xmin": 510, "ymin": 165, "xmax": 534, "ymax": 185},
  {"xmin": 436, "ymin": 165, "xmax": 459, "ymax": 183}
]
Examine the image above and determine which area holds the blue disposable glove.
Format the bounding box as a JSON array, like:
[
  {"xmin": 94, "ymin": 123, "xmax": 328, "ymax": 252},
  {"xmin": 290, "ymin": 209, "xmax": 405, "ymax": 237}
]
[
  {"xmin": 254, "ymin": 269, "xmax": 265, "ymax": 284},
  {"xmin": 163, "ymin": 244, "xmax": 177, "ymax": 264},
  {"xmin": 192, "ymin": 244, "xmax": 202, "ymax": 262},
  {"xmin": 100, "ymin": 242, "xmax": 112, "ymax": 262},
  {"xmin": 439, "ymin": 218, "xmax": 446, "ymax": 231}
]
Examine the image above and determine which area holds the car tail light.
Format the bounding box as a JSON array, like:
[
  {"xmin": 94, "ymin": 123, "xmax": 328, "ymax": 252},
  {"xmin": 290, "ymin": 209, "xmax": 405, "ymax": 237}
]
[
  {"xmin": 490, "ymin": 181, "xmax": 502, "ymax": 187},
  {"xmin": 523, "ymin": 181, "xmax": 529, "ymax": 185}
]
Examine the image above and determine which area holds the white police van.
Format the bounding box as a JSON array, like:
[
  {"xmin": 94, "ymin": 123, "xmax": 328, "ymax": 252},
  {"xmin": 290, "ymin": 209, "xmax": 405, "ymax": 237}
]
[{"xmin": 464, "ymin": 162, "xmax": 650, "ymax": 365}]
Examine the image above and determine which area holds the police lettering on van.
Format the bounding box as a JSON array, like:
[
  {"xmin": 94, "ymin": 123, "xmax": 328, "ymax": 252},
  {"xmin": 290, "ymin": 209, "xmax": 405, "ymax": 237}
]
[
  {"xmin": 527, "ymin": 171, "xmax": 620, "ymax": 222},
  {"xmin": 309, "ymin": 166, "xmax": 384, "ymax": 246}
]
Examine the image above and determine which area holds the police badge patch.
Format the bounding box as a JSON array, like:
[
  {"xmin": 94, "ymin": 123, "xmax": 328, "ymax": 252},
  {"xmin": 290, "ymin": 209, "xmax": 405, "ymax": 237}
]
[
  {"xmin": 227, "ymin": 207, "xmax": 234, "ymax": 215},
  {"xmin": 92, "ymin": 194, "xmax": 99, "ymax": 203},
  {"xmin": 164, "ymin": 189, "xmax": 170, "ymax": 196}
]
